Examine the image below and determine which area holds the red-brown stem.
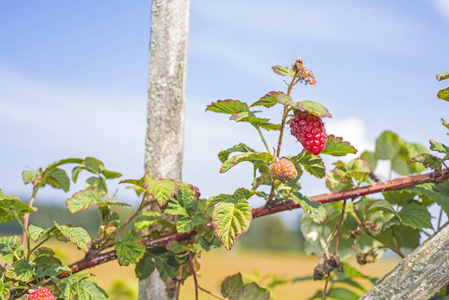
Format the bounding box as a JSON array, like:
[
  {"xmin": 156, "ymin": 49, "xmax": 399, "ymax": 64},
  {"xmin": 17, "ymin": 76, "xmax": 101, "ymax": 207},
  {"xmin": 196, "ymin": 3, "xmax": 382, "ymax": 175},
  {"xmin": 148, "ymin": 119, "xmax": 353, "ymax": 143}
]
[{"xmin": 61, "ymin": 169, "xmax": 448, "ymax": 277}]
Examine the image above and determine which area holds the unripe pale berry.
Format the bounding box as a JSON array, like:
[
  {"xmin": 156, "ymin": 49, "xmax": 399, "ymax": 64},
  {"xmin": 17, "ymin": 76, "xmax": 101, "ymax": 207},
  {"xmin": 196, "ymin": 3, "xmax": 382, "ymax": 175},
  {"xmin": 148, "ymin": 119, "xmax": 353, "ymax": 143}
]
[{"xmin": 270, "ymin": 158, "xmax": 298, "ymax": 182}]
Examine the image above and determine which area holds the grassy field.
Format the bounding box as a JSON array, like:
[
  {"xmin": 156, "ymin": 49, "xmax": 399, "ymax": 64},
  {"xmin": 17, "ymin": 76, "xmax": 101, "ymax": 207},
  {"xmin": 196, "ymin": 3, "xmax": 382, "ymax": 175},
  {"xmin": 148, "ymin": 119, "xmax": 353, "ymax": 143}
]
[{"xmin": 49, "ymin": 242, "xmax": 399, "ymax": 300}]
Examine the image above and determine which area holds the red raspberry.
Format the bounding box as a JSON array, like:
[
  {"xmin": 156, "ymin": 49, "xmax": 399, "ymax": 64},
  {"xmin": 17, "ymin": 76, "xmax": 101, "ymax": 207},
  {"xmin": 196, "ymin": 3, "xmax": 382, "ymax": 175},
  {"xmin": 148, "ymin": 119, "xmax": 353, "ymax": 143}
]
[
  {"xmin": 290, "ymin": 111, "xmax": 327, "ymax": 155},
  {"xmin": 270, "ymin": 158, "xmax": 298, "ymax": 182},
  {"xmin": 28, "ymin": 287, "xmax": 55, "ymax": 300}
]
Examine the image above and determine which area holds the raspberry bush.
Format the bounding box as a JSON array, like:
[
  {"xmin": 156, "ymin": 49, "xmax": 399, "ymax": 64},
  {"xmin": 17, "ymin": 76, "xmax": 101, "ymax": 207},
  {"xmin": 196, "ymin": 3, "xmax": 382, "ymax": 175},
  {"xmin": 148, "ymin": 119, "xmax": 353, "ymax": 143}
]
[{"xmin": 1, "ymin": 58, "xmax": 449, "ymax": 299}]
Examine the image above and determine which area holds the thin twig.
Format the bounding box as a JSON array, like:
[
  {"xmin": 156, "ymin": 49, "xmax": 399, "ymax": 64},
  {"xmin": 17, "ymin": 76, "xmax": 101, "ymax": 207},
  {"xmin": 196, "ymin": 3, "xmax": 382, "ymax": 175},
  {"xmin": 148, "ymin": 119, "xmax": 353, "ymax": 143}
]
[
  {"xmin": 322, "ymin": 275, "xmax": 331, "ymax": 300},
  {"xmin": 333, "ymin": 200, "xmax": 347, "ymax": 255},
  {"xmin": 188, "ymin": 253, "xmax": 226, "ymax": 300}
]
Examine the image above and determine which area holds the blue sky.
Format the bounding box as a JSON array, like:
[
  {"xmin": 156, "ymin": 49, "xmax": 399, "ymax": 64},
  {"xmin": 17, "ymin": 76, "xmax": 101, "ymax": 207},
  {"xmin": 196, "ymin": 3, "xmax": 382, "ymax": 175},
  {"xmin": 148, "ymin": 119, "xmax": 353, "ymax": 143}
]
[{"xmin": 1, "ymin": 1, "xmax": 449, "ymax": 226}]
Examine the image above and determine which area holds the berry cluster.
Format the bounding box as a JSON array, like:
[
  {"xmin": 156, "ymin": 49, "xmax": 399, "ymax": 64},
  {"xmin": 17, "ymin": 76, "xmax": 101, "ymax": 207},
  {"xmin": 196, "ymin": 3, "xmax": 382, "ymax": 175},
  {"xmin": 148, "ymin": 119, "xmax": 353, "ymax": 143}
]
[
  {"xmin": 270, "ymin": 158, "xmax": 298, "ymax": 182},
  {"xmin": 290, "ymin": 111, "xmax": 327, "ymax": 155}
]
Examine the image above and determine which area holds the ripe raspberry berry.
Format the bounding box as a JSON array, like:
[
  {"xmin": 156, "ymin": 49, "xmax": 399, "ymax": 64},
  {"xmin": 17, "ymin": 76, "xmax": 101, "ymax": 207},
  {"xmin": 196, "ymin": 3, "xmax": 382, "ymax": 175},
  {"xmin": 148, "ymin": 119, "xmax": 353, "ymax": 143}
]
[
  {"xmin": 270, "ymin": 158, "xmax": 298, "ymax": 182},
  {"xmin": 28, "ymin": 287, "xmax": 55, "ymax": 300},
  {"xmin": 290, "ymin": 111, "xmax": 327, "ymax": 155}
]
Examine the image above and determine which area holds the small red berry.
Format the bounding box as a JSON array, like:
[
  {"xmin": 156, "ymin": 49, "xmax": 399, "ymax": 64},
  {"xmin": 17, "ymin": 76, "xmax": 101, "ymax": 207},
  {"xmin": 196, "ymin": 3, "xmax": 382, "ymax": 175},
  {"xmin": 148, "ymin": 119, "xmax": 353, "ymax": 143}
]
[
  {"xmin": 290, "ymin": 111, "xmax": 327, "ymax": 155},
  {"xmin": 270, "ymin": 158, "xmax": 298, "ymax": 182},
  {"xmin": 28, "ymin": 287, "xmax": 55, "ymax": 300}
]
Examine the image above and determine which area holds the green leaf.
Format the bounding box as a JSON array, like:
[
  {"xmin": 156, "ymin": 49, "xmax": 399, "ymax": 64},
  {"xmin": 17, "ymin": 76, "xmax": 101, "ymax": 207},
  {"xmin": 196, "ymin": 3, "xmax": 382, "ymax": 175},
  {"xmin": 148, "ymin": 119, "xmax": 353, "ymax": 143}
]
[
  {"xmin": 221, "ymin": 273, "xmax": 244, "ymax": 299},
  {"xmin": 293, "ymin": 150, "xmax": 325, "ymax": 178},
  {"xmin": 430, "ymin": 140, "xmax": 449, "ymax": 159},
  {"xmin": 45, "ymin": 158, "xmax": 83, "ymax": 171},
  {"xmin": 206, "ymin": 99, "xmax": 249, "ymax": 114},
  {"xmin": 220, "ymin": 152, "xmax": 273, "ymax": 173},
  {"xmin": 327, "ymin": 287, "xmax": 360, "ymax": 300},
  {"xmin": 385, "ymin": 201, "xmax": 432, "ymax": 230},
  {"xmin": 54, "ymin": 222, "xmax": 92, "ymax": 252},
  {"xmin": 377, "ymin": 225, "xmax": 420, "ymax": 257},
  {"xmin": 437, "ymin": 72, "xmax": 449, "ymax": 81},
  {"xmin": 272, "ymin": 65, "xmax": 295, "ymax": 77},
  {"xmin": 43, "ymin": 264, "xmax": 71, "ymax": 277},
  {"xmin": 325, "ymin": 167, "xmax": 353, "ymax": 192},
  {"xmin": 382, "ymin": 190, "xmax": 416, "ymax": 206},
  {"xmin": 5, "ymin": 259, "xmax": 34, "ymax": 282},
  {"xmin": 72, "ymin": 166, "xmax": 85, "ymax": 183},
  {"xmin": 78, "ymin": 279, "xmax": 109, "ymax": 300},
  {"xmin": 143, "ymin": 174, "xmax": 178, "ymax": 207},
  {"xmin": 238, "ymin": 282, "xmax": 271, "ymax": 300},
  {"xmin": 218, "ymin": 143, "xmax": 256, "ymax": 163},
  {"xmin": 119, "ymin": 178, "xmax": 146, "ymax": 196},
  {"xmin": 134, "ymin": 212, "xmax": 162, "ymax": 232},
  {"xmin": 115, "ymin": 230, "xmax": 145, "ymax": 266},
  {"xmin": 135, "ymin": 255, "xmax": 155, "ymax": 280},
  {"xmin": 84, "ymin": 157, "xmax": 105, "ymax": 174},
  {"xmin": 66, "ymin": 190, "xmax": 106, "ymax": 213},
  {"xmin": 375, "ymin": 131, "xmax": 401, "ymax": 160},
  {"xmin": 438, "ymin": 87, "xmax": 449, "ymax": 101},
  {"xmin": 361, "ymin": 151, "xmax": 378, "ymax": 171},
  {"xmin": 0, "ymin": 235, "xmax": 21, "ymax": 256},
  {"xmin": 251, "ymin": 91, "xmax": 280, "ymax": 108},
  {"xmin": 408, "ymin": 153, "xmax": 442, "ymax": 171},
  {"xmin": 162, "ymin": 183, "xmax": 197, "ymax": 216},
  {"xmin": 0, "ymin": 198, "xmax": 34, "ymax": 223},
  {"xmin": 47, "ymin": 168, "xmax": 70, "ymax": 192},
  {"xmin": 22, "ymin": 170, "xmax": 41, "ymax": 185},
  {"xmin": 32, "ymin": 247, "xmax": 62, "ymax": 266},
  {"xmin": 0, "ymin": 281, "xmax": 12, "ymax": 299},
  {"xmin": 102, "ymin": 170, "xmax": 122, "ymax": 179},
  {"xmin": 392, "ymin": 142, "xmax": 428, "ymax": 175},
  {"xmin": 212, "ymin": 200, "xmax": 252, "ymax": 250},
  {"xmin": 322, "ymin": 135, "xmax": 357, "ymax": 156},
  {"xmin": 407, "ymin": 181, "xmax": 449, "ymax": 215},
  {"xmin": 29, "ymin": 224, "xmax": 49, "ymax": 242},
  {"xmin": 277, "ymin": 94, "xmax": 332, "ymax": 118},
  {"xmin": 298, "ymin": 100, "xmax": 332, "ymax": 118},
  {"xmin": 292, "ymin": 193, "xmax": 326, "ymax": 223},
  {"xmin": 85, "ymin": 176, "xmax": 108, "ymax": 193},
  {"xmin": 365, "ymin": 199, "xmax": 398, "ymax": 219},
  {"xmin": 176, "ymin": 215, "xmax": 204, "ymax": 233},
  {"xmin": 152, "ymin": 249, "xmax": 179, "ymax": 281}
]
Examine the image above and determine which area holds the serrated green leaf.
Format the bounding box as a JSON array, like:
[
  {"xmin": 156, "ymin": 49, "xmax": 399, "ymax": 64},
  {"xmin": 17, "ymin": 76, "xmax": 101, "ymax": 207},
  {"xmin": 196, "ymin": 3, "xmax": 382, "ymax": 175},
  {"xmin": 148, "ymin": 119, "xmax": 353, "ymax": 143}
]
[
  {"xmin": 298, "ymin": 100, "xmax": 332, "ymax": 118},
  {"xmin": 54, "ymin": 222, "xmax": 92, "ymax": 252},
  {"xmin": 22, "ymin": 170, "xmax": 41, "ymax": 185},
  {"xmin": 259, "ymin": 122, "xmax": 282, "ymax": 130},
  {"xmin": 0, "ymin": 235, "xmax": 21, "ymax": 256},
  {"xmin": 43, "ymin": 264, "xmax": 71, "ymax": 277},
  {"xmin": 272, "ymin": 65, "xmax": 295, "ymax": 77},
  {"xmin": 176, "ymin": 215, "xmax": 204, "ymax": 233},
  {"xmin": 220, "ymin": 152, "xmax": 273, "ymax": 173},
  {"xmin": 292, "ymin": 193, "xmax": 326, "ymax": 223},
  {"xmin": 206, "ymin": 99, "xmax": 249, "ymax": 114},
  {"xmin": 430, "ymin": 140, "xmax": 449, "ymax": 160},
  {"xmin": 5, "ymin": 259, "xmax": 34, "ymax": 282},
  {"xmin": 408, "ymin": 153, "xmax": 442, "ymax": 171},
  {"xmin": 251, "ymin": 91, "xmax": 280, "ymax": 108},
  {"xmin": 377, "ymin": 225, "xmax": 420, "ymax": 257},
  {"xmin": 293, "ymin": 150, "xmax": 325, "ymax": 178},
  {"xmin": 143, "ymin": 175, "xmax": 178, "ymax": 207},
  {"xmin": 32, "ymin": 247, "xmax": 62, "ymax": 266},
  {"xmin": 85, "ymin": 176, "xmax": 107, "ymax": 193},
  {"xmin": 385, "ymin": 201, "xmax": 432, "ymax": 230},
  {"xmin": 438, "ymin": 87, "xmax": 449, "ymax": 101},
  {"xmin": 101, "ymin": 170, "xmax": 122, "ymax": 179},
  {"xmin": 407, "ymin": 181, "xmax": 449, "ymax": 215},
  {"xmin": 382, "ymin": 190, "xmax": 416, "ymax": 207},
  {"xmin": 218, "ymin": 143, "xmax": 256, "ymax": 163},
  {"xmin": 437, "ymin": 72, "xmax": 449, "ymax": 81},
  {"xmin": 238, "ymin": 282, "xmax": 271, "ymax": 300},
  {"xmin": 375, "ymin": 131, "xmax": 401, "ymax": 160},
  {"xmin": 221, "ymin": 273, "xmax": 244, "ymax": 299},
  {"xmin": 29, "ymin": 224, "xmax": 48, "ymax": 241},
  {"xmin": 152, "ymin": 249, "xmax": 179, "ymax": 281},
  {"xmin": 134, "ymin": 212, "xmax": 162, "ymax": 232},
  {"xmin": 213, "ymin": 200, "xmax": 252, "ymax": 250},
  {"xmin": 78, "ymin": 279, "xmax": 109, "ymax": 300},
  {"xmin": 0, "ymin": 198, "xmax": 34, "ymax": 223},
  {"xmin": 84, "ymin": 157, "xmax": 105, "ymax": 174},
  {"xmin": 366, "ymin": 199, "xmax": 398, "ymax": 220},
  {"xmin": 115, "ymin": 230, "xmax": 145, "ymax": 266},
  {"xmin": 119, "ymin": 178, "xmax": 146, "ymax": 196},
  {"xmin": 162, "ymin": 183, "xmax": 197, "ymax": 216},
  {"xmin": 325, "ymin": 168, "xmax": 353, "ymax": 192},
  {"xmin": 135, "ymin": 255, "xmax": 155, "ymax": 280},
  {"xmin": 66, "ymin": 190, "xmax": 106, "ymax": 213},
  {"xmin": 322, "ymin": 135, "xmax": 357, "ymax": 156},
  {"xmin": 47, "ymin": 168, "xmax": 70, "ymax": 192}
]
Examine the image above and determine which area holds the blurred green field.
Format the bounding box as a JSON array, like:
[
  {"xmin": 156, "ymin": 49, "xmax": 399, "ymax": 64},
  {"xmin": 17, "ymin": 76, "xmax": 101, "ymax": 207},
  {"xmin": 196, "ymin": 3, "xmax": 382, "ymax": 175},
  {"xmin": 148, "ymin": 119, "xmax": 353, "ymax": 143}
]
[{"xmin": 51, "ymin": 242, "xmax": 399, "ymax": 300}]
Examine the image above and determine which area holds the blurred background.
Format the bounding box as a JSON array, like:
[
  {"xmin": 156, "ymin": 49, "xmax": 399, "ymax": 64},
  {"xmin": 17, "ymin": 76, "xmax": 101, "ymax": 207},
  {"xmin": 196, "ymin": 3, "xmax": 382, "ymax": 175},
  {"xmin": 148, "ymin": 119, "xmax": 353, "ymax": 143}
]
[{"xmin": 1, "ymin": 0, "xmax": 448, "ymax": 298}]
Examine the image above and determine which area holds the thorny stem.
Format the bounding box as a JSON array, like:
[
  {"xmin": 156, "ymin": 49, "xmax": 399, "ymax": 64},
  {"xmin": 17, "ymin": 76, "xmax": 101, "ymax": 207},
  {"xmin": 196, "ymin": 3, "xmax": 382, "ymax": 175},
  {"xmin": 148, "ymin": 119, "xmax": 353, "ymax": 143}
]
[
  {"xmin": 63, "ymin": 169, "xmax": 448, "ymax": 277},
  {"xmin": 188, "ymin": 253, "xmax": 226, "ymax": 300},
  {"xmin": 333, "ymin": 200, "xmax": 347, "ymax": 255}
]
